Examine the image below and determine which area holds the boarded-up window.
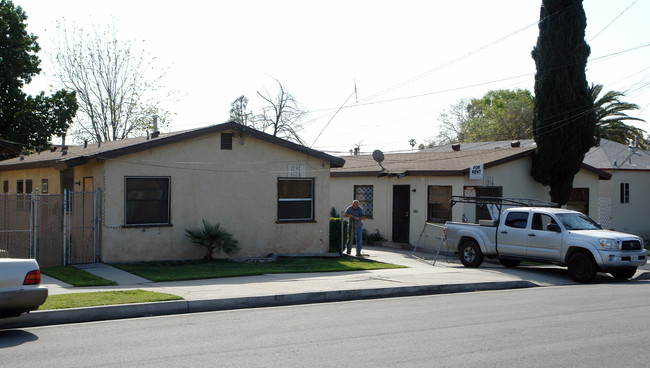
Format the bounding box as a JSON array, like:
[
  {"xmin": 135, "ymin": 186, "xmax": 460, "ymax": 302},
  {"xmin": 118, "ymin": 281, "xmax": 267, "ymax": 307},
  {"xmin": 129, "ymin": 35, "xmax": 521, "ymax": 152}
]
[
  {"xmin": 354, "ymin": 185, "xmax": 373, "ymax": 218},
  {"xmin": 278, "ymin": 178, "xmax": 314, "ymax": 221},
  {"xmin": 428, "ymin": 186, "xmax": 452, "ymax": 223},
  {"xmin": 125, "ymin": 177, "xmax": 170, "ymax": 225}
]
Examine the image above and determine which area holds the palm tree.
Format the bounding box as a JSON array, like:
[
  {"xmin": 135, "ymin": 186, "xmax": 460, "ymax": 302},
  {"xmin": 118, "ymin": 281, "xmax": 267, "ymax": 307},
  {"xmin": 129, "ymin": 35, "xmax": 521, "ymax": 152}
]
[
  {"xmin": 590, "ymin": 83, "xmax": 647, "ymax": 148},
  {"xmin": 185, "ymin": 220, "xmax": 240, "ymax": 261}
]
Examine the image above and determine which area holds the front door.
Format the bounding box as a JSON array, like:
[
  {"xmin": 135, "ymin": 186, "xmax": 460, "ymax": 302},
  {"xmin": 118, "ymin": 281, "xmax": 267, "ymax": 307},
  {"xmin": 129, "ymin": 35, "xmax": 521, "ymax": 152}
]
[{"xmin": 392, "ymin": 185, "xmax": 410, "ymax": 243}]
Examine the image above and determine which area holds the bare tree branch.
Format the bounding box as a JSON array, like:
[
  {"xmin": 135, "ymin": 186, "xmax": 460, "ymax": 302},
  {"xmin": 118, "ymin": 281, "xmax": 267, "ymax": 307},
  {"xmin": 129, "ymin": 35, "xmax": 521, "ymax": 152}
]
[
  {"xmin": 51, "ymin": 21, "xmax": 174, "ymax": 143},
  {"xmin": 251, "ymin": 77, "xmax": 306, "ymax": 144}
]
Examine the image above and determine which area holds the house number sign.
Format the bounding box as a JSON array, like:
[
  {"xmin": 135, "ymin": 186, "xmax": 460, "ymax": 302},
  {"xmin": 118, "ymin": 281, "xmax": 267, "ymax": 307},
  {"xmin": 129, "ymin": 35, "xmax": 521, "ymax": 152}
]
[{"xmin": 288, "ymin": 165, "xmax": 306, "ymax": 177}]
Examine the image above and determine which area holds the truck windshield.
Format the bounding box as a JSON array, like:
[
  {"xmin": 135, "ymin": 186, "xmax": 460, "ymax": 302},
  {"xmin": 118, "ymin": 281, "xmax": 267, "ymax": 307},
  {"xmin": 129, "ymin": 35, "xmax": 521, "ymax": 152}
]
[{"xmin": 555, "ymin": 213, "xmax": 602, "ymax": 230}]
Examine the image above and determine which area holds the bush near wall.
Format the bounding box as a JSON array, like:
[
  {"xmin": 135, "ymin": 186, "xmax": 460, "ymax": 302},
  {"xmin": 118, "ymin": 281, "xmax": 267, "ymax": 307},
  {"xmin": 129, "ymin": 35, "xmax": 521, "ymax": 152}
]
[{"xmin": 329, "ymin": 217, "xmax": 348, "ymax": 252}]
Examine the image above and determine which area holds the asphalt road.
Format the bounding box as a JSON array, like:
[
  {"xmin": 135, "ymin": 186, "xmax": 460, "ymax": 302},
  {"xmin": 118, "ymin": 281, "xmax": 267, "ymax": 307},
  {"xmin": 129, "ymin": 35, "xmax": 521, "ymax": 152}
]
[{"xmin": 2, "ymin": 282, "xmax": 649, "ymax": 367}]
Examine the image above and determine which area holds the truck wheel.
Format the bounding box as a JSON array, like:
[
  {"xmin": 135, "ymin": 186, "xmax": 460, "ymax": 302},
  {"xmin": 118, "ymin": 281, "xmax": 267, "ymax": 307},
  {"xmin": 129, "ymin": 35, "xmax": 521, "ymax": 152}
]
[
  {"xmin": 459, "ymin": 240, "xmax": 483, "ymax": 268},
  {"xmin": 499, "ymin": 258, "xmax": 520, "ymax": 268},
  {"xmin": 567, "ymin": 252, "xmax": 597, "ymax": 283},
  {"xmin": 610, "ymin": 267, "xmax": 637, "ymax": 280}
]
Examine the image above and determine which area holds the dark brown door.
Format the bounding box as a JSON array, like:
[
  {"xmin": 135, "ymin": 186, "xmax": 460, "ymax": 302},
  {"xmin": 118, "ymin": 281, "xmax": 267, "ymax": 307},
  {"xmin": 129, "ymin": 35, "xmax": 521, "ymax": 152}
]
[{"xmin": 392, "ymin": 185, "xmax": 410, "ymax": 243}]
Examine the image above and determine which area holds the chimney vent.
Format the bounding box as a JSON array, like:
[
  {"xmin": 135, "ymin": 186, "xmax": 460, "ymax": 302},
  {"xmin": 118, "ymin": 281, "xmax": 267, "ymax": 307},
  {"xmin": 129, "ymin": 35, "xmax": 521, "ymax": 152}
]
[
  {"xmin": 151, "ymin": 115, "xmax": 160, "ymax": 138},
  {"xmin": 451, "ymin": 144, "xmax": 461, "ymax": 151}
]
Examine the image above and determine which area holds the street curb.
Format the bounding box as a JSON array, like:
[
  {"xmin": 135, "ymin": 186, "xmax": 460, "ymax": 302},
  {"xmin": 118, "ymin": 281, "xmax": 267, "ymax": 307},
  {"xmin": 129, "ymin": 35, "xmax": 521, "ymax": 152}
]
[{"xmin": 0, "ymin": 281, "xmax": 535, "ymax": 330}]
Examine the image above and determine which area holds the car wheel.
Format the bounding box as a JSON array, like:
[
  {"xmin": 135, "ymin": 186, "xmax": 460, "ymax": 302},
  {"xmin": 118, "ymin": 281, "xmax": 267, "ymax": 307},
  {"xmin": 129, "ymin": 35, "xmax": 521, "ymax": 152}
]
[
  {"xmin": 610, "ymin": 267, "xmax": 637, "ymax": 280},
  {"xmin": 499, "ymin": 258, "xmax": 521, "ymax": 268},
  {"xmin": 567, "ymin": 252, "xmax": 597, "ymax": 283},
  {"xmin": 459, "ymin": 240, "xmax": 483, "ymax": 268}
]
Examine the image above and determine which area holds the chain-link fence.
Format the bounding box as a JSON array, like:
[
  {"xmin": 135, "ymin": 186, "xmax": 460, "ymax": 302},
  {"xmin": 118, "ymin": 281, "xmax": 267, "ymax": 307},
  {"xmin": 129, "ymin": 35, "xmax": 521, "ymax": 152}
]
[
  {"xmin": 0, "ymin": 190, "xmax": 100, "ymax": 267},
  {"xmin": 0, "ymin": 194, "xmax": 32, "ymax": 259}
]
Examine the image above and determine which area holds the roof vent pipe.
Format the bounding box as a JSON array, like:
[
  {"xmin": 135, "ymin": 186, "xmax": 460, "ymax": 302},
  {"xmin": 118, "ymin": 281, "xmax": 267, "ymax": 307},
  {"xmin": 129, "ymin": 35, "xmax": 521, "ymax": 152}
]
[
  {"xmin": 151, "ymin": 115, "xmax": 160, "ymax": 138},
  {"xmin": 452, "ymin": 144, "xmax": 461, "ymax": 151},
  {"xmin": 84, "ymin": 140, "xmax": 88, "ymax": 148},
  {"xmin": 511, "ymin": 140, "xmax": 521, "ymax": 148},
  {"xmin": 61, "ymin": 133, "xmax": 68, "ymax": 155}
]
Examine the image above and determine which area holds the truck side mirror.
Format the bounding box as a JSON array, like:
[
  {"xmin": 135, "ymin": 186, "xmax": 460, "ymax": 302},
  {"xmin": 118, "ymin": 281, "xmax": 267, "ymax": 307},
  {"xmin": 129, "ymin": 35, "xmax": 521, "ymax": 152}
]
[{"xmin": 547, "ymin": 223, "xmax": 561, "ymax": 233}]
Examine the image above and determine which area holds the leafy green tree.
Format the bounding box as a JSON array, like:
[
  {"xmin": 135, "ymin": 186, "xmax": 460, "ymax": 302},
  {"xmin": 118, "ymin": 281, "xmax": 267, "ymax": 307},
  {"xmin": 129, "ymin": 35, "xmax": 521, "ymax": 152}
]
[
  {"xmin": 530, "ymin": 0, "xmax": 596, "ymax": 206},
  {"xmin": 590, "ymin": 83, "xmax": 647, "ymax": 148},
  {"xmin": 185, "ymin": 220, "xmax": 240, "ymax": 261},
  {"xmin": 464, "ymin": 89, "xmax": 534, "ymax": 142},
  {"xmin": 229, "ymin": 95, "xmax": 250, "ymax": 125},
  {"xmin": 0, "ymin": 0, "xmax": 77, "ymax": 156},
  {"xmin": 435, "ymin": 90, "xmax": 533, "ymax": 144}
]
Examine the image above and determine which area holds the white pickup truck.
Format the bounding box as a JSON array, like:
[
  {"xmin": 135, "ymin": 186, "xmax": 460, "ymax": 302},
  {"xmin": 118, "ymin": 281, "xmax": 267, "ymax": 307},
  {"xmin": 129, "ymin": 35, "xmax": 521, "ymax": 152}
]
[{"xmin": 444, "ymin": 203, "xmax": 647, "ymax": 283}]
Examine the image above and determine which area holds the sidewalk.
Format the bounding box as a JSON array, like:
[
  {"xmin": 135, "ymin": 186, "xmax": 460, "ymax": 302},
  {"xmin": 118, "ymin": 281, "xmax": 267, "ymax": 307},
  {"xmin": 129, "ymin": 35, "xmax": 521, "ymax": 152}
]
[{"xmin": 2, "ymin": 246, "xmax": 648, "ymax": 329}]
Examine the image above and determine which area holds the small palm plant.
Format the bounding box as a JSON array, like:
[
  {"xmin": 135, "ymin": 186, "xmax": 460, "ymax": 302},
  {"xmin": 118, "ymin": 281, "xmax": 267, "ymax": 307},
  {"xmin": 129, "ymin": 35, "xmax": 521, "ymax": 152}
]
[{"xmin": 184, "ymin": 220, "xmax": 240, "ymax": 261}]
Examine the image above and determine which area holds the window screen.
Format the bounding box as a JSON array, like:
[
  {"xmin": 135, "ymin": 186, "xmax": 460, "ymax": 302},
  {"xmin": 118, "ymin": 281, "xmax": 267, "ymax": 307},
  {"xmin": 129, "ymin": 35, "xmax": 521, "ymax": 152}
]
[
  {"xmin": 428, "ymin": 185, "xmax": 452, "ymax": 223},
  {"xmin": 278, "ymin": 178, "xmax": 314, "ymax": 221},
  {"xmin": 125, "ymin": 177, "xmax": 170, "ymax": 225}
]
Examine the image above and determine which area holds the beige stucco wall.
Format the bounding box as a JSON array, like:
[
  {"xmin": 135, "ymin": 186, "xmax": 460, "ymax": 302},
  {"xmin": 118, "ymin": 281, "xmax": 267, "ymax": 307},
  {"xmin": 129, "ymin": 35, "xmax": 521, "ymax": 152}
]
[
  {"xmin": 0, "ymin": 163, "xmax": 103, "ymax": 194},
  {"xmin": 598, "ymin": 170, "xmax": 650, "ymax": 238},
  {"xmin": 0, "ymin": 167, "xmax": 61, "ymax": 194},
  {"xmin": 100, "ymin": 131, "xmax": 332, "ymax": 262},
  {"xmin": 330, "ymin": 155, "xmax": 603, "ymax": 248}
]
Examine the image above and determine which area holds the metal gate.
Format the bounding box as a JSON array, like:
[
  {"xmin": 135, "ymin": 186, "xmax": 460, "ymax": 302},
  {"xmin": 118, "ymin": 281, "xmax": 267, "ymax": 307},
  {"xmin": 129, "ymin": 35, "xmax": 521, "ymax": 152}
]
[{"xmin": 0, "ymin": 189, "xmax": 101, "ymax": 267}]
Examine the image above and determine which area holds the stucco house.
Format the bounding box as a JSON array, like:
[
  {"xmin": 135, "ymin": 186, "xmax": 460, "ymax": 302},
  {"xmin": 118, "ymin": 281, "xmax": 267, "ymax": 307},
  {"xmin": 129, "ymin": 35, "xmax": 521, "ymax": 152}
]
[
  {"xmin": 583, "ymin": 138, "xmax": 650, "ymax": 238},
  {"xmin": 423, "ymin": 138, "xmax": 650, "ymax": 238},
  {"xmin": 330, "ymin": 141, "xmax": 610, "ymax": 247},
  {"xmin": 0, "ymin": 122, "xmax": 344, "ymax": 263}
]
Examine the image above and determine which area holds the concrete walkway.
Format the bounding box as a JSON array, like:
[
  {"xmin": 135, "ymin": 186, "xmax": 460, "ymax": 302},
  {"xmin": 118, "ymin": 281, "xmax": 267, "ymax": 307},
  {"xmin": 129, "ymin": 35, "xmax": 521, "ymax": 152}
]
[{"xmin": 2, "ymin": 246, "xmax": 648, "ymax": 329}]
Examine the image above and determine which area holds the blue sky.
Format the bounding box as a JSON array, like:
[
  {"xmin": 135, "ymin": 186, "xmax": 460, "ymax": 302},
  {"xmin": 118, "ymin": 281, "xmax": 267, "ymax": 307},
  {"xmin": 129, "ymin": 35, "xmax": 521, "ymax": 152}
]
[{"xmin": 16, "ymin": 0, "xmax": 650, "ymax": 153}]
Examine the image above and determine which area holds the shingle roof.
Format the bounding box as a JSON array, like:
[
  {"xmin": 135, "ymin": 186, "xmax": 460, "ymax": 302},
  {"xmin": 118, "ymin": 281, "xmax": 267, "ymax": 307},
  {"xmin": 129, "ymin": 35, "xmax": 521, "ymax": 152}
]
[
  {"xmin": 583, "ymin": 139, "xmax": 650, "ymax": 171},
  {"xmin": 333, "ymin": 142, "xmax": 611, "ymax": 180},
  {"xmin": 0, "ymin": 122, "xmax": 345, "ymax": 171},
  {"xmin": 332, "ymin": 146, "xmax": 536, "ymax": 177}
]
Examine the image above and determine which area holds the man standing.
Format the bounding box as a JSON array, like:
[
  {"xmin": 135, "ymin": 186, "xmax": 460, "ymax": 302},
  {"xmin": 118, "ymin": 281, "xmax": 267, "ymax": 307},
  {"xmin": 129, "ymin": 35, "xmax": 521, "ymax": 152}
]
[{"xmin": 344, "ymin": 200, "xmax": 366, "ymax": 256}]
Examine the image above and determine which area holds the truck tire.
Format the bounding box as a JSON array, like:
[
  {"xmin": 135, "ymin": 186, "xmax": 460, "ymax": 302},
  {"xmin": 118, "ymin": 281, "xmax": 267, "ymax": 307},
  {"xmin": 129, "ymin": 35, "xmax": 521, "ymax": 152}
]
[
  {"xmin": 499, "ymin": 258, "xmax": 521, "ymax": 268},
  {"xmin": 610, "ymin": 267, "xmax": 637, "ymax": 280},
  {"xmin": 459, "ymin": 240, "xmax": 483, "ymax": 268},
  {"xmin": 567, "ymin": 252, "xmax": 597, "ymax": 283}
]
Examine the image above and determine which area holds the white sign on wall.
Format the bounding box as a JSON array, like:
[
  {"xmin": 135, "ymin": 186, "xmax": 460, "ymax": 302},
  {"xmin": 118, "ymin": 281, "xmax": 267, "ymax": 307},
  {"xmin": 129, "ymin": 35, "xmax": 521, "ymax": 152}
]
[
  {"xmin": 288, "ymin": 164, "xmax": 306, "ymax": 177},
  {"xmin": 469, "ymin": 164, "xmax": 483, "ymax": 180}
]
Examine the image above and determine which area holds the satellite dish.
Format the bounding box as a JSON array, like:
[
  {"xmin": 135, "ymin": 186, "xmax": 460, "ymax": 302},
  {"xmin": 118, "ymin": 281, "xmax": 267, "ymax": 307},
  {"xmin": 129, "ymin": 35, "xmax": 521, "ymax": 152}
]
[
  {"xmin": 372, "ymin": 150, "xmax": 384, "ymax": 163},
  {"xmin": 372, "ymin": 149, "xmax": 386, "ymax": 172}
]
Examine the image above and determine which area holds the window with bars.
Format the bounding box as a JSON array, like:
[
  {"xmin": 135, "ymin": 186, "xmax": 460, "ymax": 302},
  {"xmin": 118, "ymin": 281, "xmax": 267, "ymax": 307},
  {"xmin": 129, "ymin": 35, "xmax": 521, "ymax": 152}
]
[
  {"xmin": 428, "ymin": 185, "xmax": 452, "ymax": 223},
  {"xmin": 125, "ymin": 177, "xmax": 171, "ymax": 225},
  {"xmin": 277, "ymin": 178, "xmax": 314, "ymax": 221},
  {"xmin": 353, "ymin": 185, "xmax": 373, "ymax": 218}
]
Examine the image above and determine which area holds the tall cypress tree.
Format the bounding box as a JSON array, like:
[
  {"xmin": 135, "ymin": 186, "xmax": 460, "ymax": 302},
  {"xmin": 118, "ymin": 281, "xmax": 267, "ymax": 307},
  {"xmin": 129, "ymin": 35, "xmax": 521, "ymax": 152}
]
[{"xmin": 531, "ymin": 0, "xmax": 596, "ymax": 205}]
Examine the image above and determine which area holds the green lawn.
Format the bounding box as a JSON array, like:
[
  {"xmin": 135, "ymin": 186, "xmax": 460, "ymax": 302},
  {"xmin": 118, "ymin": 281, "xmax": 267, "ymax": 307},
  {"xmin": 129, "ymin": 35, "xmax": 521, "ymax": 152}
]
[
  {"xmin": 39, "ymin": 290, "xmax": 182, "ymax": 310},
  {"xmin": 113, "ymin": 256, "xmax": 405, "ymax": 282},
  {"xmin": 42, "ymin": 266, "xmax": 117, "ymax": 287},
  {"xmin": 39, "ymin": 257, "xmax": 405, "ymax": 310}
]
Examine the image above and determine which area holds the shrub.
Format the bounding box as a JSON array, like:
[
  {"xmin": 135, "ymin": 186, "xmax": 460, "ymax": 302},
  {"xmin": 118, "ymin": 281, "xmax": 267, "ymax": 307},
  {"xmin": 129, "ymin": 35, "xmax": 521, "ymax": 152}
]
[
  {"xmin": 329, "ymin": 217, "xmax": 348, "ymax": 252},
  {"xmin": 185, "ymin": 220, "xmax": 240, "ymax": 261},
  {"xmin": 366, "ymin": 229, "xmax": 385, "ymax": 242}
]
